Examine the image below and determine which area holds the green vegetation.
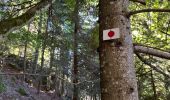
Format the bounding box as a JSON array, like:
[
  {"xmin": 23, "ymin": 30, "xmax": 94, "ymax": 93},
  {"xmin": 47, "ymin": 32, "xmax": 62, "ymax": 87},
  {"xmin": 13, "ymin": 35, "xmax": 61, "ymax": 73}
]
[
  {"xmin": 0, "ymin": 76, "xmax": 6, "ymax": 93},
  {"xmin": 0, "ymin": 82, "xmax": 6, "ymax": 93},
  {"xmin": 0, "ymin": 0, "xmax": 170, "ymax": 99},
  {"xmin": 17, "ymin": 87, "xmax": 28, "ymax": 96}
]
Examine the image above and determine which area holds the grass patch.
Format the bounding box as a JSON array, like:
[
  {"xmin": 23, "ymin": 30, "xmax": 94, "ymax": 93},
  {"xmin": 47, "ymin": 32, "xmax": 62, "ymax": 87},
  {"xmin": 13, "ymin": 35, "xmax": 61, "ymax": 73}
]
[
  {"xmin": 0, "ymin": 82, "xmax": 6, "ymax": 93},
  {"xmin": 17, "ymin": 87, "xmax": 28, "ymax": 96},
  {"xmin": 0, "ymin": 76, "xmax": 6, "ymax": 93}
]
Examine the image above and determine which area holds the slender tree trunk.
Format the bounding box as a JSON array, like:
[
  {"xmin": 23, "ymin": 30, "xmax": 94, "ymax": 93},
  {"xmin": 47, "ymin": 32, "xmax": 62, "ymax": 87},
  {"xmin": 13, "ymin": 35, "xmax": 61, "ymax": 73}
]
[
  {"xmin": 37, "ymin": 32, "xmax": 48, "ymax": 93},
  {"xmin": 23, "ymin": 23, "xmax": 30, "ymax": 81},
  {"xmin": 164, "ymin": 76, "xmax": 170, "ymax": 100},
  {"xmin": 60, "ymin": 71, "xmax": 65, "ymax": 97},
  {"xmin": 23, "ymin": 41, "xmax": 27, "ymax": 74},
  {"xmin": 37, "ymin": 9, "xmax": 50, "ymax": 94},
  {"xmin": 23, "ymin": 37, "xmax": 27, "ymax": 81},
  {"xmin": 18, "ymin": 47, "xmax": 21, "ymax": 57},
  {"xmin": 52, "ymin": 68, "xmax": 60, "ymax": 99},
  {"xmin": 49, "ymin": 36, "xmax": 55, "ymax": 72},
  {"xmin": 151, "ymin": 70, "xmax": 157, "ymax": 100},
  {"xmin": 73, "ymin": 0, "xmax": 79, "ymax": 100},
  {"xmin": 99, "ymin": 0, "xmax": 138, "ymax": 100},
  {"xmin": 33, "ymin": 12, "xmax": 43, "ymax": 74}
]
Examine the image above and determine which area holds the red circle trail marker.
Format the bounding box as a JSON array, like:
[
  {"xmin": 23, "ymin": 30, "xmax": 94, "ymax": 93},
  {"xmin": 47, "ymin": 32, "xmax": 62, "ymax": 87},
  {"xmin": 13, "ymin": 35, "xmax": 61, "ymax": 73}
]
[
  {"xmin": 103, "ymin": 28, "xmax": 120, "ymax": 41},
  {"xmin": 108, "ymin": 31, "xmax": 115, "ymax": 38}
]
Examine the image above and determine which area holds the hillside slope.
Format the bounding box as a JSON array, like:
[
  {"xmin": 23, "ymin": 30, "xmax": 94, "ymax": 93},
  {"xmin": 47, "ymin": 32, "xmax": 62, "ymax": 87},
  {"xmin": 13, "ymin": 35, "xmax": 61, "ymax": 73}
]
[{"xmin": 0, "ymin": 65, "xmax": 57, "ymax": 100}]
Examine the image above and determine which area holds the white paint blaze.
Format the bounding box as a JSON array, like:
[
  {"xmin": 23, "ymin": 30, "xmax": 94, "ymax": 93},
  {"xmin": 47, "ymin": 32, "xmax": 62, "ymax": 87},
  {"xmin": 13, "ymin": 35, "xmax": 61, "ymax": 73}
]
[{"xmin": 103, "ymin": 28, "xmax": 120, "ymax": 40}]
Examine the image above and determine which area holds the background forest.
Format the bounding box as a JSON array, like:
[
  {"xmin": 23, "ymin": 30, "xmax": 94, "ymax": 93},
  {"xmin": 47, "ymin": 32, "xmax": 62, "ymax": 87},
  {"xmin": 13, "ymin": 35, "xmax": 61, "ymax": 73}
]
[{"xmin": 0, "ymin": 0, "xmax": 170, "ymax": 100}]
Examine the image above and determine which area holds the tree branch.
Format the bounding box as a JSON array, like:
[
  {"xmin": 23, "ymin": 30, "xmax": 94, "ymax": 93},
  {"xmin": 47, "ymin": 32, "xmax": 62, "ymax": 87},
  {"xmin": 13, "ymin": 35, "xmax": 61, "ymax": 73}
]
[
  {"xmin": 134, "ymin": 44, "xmax": 170, "ymax": 59},
  {"xmin": 128, "ymin": 9, "xmax": 170, "ymax": 17},
  {"xmin": 0, "ymin": 0, "xmax": 54, "ymax": 34},
  {"xmin": 161, "ymin": 30, "xmax": 170, "ymax": 37},
  {"xmin": 136, "ymin": 53, "xmax": 170, "ymax": 78},
  {"xmin": 0, "ymin": 1, "xmax": 32, "ymax": 7},
  {"xmin": 129, "ymin": 0, "xmax": 146, "ymax": 5}
]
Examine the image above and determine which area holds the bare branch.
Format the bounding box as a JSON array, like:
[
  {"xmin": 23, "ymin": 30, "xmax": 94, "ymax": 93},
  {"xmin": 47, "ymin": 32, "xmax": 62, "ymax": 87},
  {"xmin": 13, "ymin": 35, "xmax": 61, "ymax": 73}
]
[
  {"xmin": 134, "ymin": 44, "xmax": 170, "ymax": 59},
  {"xmin": 136, "ymin": 53, "xmax": 170, "ymax": 78},
  {"xmin": 161, "ymin": 30, "xmax": 170, "ymax": 37},
  {"xmin": 0, "ymin": 1, "xmax": 32, "ymax": 7},
  {"xmin": 128, "ymin": 9, "xmax": 170, "ymax": 17},
  {"xmin": 0, "ymin": 0, "xmax": 54, "ymax": 34},
  {"xmin": 129, "ymin": 0, "xmax": 146, "ymax": 5}
]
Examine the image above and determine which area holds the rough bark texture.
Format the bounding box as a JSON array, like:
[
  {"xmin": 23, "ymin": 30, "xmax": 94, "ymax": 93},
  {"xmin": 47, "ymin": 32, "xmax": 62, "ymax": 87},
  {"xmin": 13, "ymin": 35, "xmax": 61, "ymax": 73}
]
[{"xmin": 99, "ymin": 0, "xmax": 138, "ymax": 100}]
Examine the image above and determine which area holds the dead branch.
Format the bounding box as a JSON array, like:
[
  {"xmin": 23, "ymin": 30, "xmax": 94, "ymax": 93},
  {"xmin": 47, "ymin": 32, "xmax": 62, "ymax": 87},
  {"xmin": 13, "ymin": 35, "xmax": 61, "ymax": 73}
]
[
  {"xmin": 128, "ymin": 9, "xmax": 170, "ymax": 17},
  {"xmin": 134, "ymin": 44, "xmax": 170, "ymax": 59},
  {"xmin": 0, "ymin": 1, "xmax": 32, "ymax": 7},
  {"xmin": 0, "ymin": 73, "xmax": 49, "ymax": 76}
]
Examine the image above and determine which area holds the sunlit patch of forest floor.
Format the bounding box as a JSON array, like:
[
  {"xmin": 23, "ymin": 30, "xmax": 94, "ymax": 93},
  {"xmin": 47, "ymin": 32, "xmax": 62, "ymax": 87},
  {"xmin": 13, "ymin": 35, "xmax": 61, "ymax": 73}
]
[{"xmin": 0, "ymin": 65, "xmax": 58, "ymax": 100}]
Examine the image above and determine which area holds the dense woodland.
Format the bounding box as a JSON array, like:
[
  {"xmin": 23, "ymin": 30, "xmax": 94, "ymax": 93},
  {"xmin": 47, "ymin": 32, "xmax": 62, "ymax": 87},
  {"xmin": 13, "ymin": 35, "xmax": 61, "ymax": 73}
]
[{"xmin": 0, "ymin": 0, "xmax": 170, "ymax": 100}]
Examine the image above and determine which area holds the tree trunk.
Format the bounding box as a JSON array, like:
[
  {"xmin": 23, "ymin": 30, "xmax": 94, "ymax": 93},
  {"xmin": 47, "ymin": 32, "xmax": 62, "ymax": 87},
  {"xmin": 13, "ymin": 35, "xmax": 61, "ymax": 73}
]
[
  {"xmin": 37, "ymin": 10, "xmax": 50, "ymax": 94},
  {"xmin": 52, "ymin": 68, "xmax": 60, "ymax": 99},
  {"xmin": 49, "ymin": 36, "xmax": 55, "ymax": 72},
  {"xmin": 151, "ymin": 70, "xmax": 157, "ymax": 100},
  {"xmin": 23, "ymin": 41, "xmax": 27, "ymax": 73},
  {"xmin": 164, "ymin": 76, "xmax": 170, "ymax": 100},
  {"xmin": 99, "ymin": 0, "xmax": 138, "ymax": 100},
  {"xmin": 23, "ymin": 23, "xmax": 30, "ymax": 81},
  {"xmin": 33, "ymin": 12, "xmax": 43, "ymax": 74},
  {"xmin": 60, "ymin": 71, "xmax": 65, "ymax": 97},
  {"xmin": 73, "ymin": 0, "xmax": 79, "ymax": 100}
]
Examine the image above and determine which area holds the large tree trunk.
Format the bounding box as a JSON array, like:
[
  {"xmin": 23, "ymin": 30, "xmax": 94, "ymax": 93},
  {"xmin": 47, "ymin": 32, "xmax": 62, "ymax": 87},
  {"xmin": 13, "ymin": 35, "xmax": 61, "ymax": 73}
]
[{"xmin": 99, "ymin": 0, "xmax": 138, "ymax": 100}]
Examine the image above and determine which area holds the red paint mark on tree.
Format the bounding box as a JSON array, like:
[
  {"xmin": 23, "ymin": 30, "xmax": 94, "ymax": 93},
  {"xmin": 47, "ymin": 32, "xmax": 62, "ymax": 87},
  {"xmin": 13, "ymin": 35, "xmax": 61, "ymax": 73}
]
[{"xmin": 108, "ymin": 31, "xmax": 115, "ymax": 38}]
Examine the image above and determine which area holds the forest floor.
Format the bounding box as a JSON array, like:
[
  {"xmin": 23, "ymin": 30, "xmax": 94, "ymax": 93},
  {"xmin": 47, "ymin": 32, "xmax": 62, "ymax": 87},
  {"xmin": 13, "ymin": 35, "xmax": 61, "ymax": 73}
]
[{"xmin": 0, "ymin": 65, "xmax": 59, "ymax": 100}]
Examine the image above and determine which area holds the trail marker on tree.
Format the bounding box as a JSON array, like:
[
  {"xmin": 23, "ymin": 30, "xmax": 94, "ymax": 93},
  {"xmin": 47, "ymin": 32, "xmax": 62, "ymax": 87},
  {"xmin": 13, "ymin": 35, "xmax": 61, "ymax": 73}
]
[{"xmin": 103, "ymin": 28, "xmax": 120, "ymax": 40}]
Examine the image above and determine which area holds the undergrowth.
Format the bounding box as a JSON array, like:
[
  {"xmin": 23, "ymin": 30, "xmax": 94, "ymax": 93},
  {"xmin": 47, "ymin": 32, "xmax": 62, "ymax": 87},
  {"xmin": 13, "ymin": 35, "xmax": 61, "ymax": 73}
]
[
  {"xmin": 0, "ymin": 75, "xmax": 6, "ymax": 93},
  {"xmin": 17, "ymin": 87, "xmax": 28, "ymax": 96}
]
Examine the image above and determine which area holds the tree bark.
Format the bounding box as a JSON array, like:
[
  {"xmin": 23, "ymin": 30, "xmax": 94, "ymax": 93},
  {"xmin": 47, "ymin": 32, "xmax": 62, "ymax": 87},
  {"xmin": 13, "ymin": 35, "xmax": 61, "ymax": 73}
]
[
  {"xmin": 99, "ymin": 0, "xmax": 138, "ymax": 100},
  {"xmin": 73, "ymin": 0, "xmax": 79, "ymax": 99}
]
